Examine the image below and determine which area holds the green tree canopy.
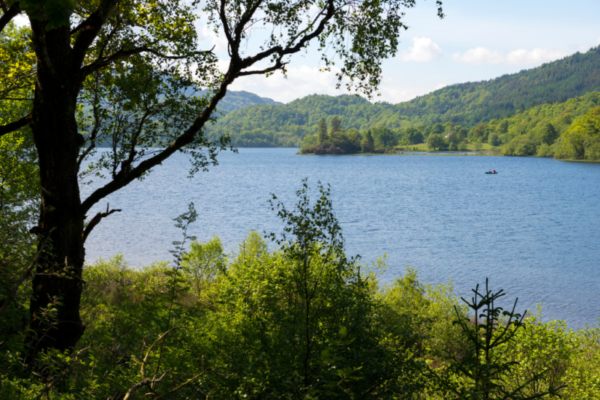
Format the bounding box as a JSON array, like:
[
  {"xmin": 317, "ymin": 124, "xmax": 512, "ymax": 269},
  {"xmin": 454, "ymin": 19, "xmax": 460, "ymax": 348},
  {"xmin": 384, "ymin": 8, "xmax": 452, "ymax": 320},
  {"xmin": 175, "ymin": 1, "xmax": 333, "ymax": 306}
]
[
  {"xmin": 329, "ymin": 115, "xmax": 343, "ymax": 134},
  {"xmin": 556, "ymin": 106, "xmax": 600, "ymax": 159},
  {"xmin": 318, "ymin": 117, "xmax": 328, "ymax": 143},
  {"xmin": 362, "ymin": 129, "xmax": 375, "ymax": 153},
  {"xmin": 372, "ymin": 126, "xmax": 398, "ymax": 148},
  {"xmin": 541, "ymin": 123, "xmax": 557, "ymax": 145},
  {"xmin": 427, "ymin": 133, "xmax": 446, "ymax": 151},
  {"xmin": 405, "ymin": 127, "xmax": 424, "ymax": 144}
]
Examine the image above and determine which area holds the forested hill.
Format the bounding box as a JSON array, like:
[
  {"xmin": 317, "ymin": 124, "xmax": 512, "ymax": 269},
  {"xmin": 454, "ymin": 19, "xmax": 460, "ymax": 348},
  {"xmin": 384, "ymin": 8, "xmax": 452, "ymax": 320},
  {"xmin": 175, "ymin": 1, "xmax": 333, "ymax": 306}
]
[
  {"xmin": 397, "ymin": 46, "xmax": 600, "ymax": 125},
  {"xmin": 206, "ymin": 46, "xmax": 600, "ymax": 147}
]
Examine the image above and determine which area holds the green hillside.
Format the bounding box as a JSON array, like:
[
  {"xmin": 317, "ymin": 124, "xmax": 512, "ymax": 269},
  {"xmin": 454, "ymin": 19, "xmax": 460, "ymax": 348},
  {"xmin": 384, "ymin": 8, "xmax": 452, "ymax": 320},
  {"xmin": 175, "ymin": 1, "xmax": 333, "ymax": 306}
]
[
  {"xmin": 393, "ymin": 46, "xmax": 600, "ymax": 125},
  {"xmin": 207, "ymin": 46, "xmax": 600, "ymax": 147}
]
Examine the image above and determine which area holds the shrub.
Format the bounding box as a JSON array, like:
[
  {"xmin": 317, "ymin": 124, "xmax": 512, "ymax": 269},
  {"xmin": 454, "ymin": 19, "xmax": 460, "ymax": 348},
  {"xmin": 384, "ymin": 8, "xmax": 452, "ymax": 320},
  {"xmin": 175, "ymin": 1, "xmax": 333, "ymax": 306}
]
[
  {"xmin": 503, "ymin": 135, "xmax": 537, "ymax": 156},
  {"xmin": 536, "ymin": 143, "xmax": 555, "ymax": 157}
]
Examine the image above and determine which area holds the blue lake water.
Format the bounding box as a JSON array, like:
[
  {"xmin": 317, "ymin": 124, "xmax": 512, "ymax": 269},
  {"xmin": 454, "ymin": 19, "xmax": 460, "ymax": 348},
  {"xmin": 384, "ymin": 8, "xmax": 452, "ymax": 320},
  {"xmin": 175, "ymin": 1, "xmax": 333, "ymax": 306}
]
[{"xmin": 82, "ymin": 148, "xmax": 600, "ymax": 328}]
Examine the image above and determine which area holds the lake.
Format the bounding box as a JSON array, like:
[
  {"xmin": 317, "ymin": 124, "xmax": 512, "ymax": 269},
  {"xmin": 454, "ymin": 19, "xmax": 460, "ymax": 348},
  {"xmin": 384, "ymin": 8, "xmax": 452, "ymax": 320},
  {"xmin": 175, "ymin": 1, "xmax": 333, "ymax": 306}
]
[{"xmin": 82, "ymin": 148, "xmax": 600, "ymax": 328}]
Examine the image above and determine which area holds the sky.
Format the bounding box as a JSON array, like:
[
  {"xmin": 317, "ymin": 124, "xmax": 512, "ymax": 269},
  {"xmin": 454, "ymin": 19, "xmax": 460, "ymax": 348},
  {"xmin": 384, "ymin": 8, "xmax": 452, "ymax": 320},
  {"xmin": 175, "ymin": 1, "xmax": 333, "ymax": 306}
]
[
  {"xmin": 13, "ymin": 0, "xmax": 600, "ymax": 104},
  {"xmin": 206, "ymin": 0, "xmax": 600, "ymax": 104}
]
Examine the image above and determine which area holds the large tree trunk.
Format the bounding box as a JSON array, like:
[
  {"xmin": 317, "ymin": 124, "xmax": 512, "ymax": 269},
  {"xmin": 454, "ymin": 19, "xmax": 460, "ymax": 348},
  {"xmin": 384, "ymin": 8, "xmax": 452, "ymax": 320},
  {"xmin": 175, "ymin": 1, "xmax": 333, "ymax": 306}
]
[{"xmin": 27, "ymin": 23, "xmax": 86, "ymax": 360}]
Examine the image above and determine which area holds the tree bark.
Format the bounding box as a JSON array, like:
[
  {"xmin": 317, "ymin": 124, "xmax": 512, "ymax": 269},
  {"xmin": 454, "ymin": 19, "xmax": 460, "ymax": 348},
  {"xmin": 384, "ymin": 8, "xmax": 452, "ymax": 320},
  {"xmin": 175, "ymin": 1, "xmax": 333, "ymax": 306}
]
[{"xmin": 26, "ymin": 22, "xmax": 86, "ymax": 359}]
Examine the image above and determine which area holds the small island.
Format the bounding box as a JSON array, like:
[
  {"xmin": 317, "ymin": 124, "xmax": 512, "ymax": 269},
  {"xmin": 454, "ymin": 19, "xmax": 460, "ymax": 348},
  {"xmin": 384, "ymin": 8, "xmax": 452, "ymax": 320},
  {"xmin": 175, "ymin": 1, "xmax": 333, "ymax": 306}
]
[{"xmin": 299, "ymin": 116, "xmax": 494, "ymax": 155}]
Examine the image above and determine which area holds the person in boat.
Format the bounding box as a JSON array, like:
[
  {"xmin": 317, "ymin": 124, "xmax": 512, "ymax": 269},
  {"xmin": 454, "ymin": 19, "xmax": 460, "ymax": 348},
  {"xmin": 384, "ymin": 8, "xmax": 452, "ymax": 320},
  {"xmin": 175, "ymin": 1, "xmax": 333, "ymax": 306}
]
[{"xmin": 493, "ymin": 170, "xmax": 496, "ymax": 174}]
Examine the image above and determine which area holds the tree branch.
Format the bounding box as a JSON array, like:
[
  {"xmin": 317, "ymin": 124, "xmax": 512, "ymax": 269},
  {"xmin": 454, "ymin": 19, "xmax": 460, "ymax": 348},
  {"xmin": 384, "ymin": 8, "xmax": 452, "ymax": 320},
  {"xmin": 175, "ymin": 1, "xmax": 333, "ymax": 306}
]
[
  {"xmin": 80, "ymin": 0, "xmax": 336, "ymax": 216},
  {"xmin": 71, "ymin": 0, "xmax": 118, "ymax": 68},
  {"xmin": 0, "ymin": 112, "xmax": 32, "ymax": 138},
  {"xmin": 95, "ymin": 11, "xmax": 122, "ymax": 61},
  {"xmin": 219, "ymin": 0, "xmax": 235, "ymax": 56},
  {"xmin": 153, "ymin": 368, "xmax": 212, "ymax": 400},
  {"xmin": 82, "ymin": 204, "xmax": 121, "ymax": 243},
  {"xmin": 238, "ymin": 60, "xmax": 287, "ymax": 76},
  {"xmin": 231, "ymin": 0, "xmax": 265, "ymax": 54},
  {"xmin": 238, "ymin": 0, "xmax": 336, "ymax": 69},
  {"xmin": 80, "ymin": 46, "xmax": 215, "ymax": 77},
  {"xmin": 122, "ymin": 328, "xmax": 177, "ymax": 400},
  {"xmin": 76, "ymin": 124, "xmax": 100, "ymax": 173},
  {"xmin": 0, "ymin": 2, "xmax": 20, "ymax": 34},
  {"xmin": 79, "ymin": 69, "xmax": 236, "ymax": 217},
  {"xmin": 78, "ymin": 72, "xmax": 104, "ymax": 172}
]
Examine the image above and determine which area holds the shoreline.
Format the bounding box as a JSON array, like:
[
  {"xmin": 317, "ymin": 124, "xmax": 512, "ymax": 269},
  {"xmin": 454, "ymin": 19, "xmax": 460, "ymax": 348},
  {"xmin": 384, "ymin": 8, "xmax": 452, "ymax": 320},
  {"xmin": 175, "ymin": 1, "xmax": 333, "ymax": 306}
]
[{"xmin": 297, "ymin": 151, "xmax": 600, "ymax": 162}]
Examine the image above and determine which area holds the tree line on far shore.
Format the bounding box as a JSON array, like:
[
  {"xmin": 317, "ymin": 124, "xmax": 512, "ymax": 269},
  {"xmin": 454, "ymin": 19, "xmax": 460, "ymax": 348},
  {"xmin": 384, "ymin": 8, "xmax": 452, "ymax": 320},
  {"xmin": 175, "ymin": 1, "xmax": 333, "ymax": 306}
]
[{"xmin": 298, "ymin": 92, "xmax": 600, "ymax": 160}]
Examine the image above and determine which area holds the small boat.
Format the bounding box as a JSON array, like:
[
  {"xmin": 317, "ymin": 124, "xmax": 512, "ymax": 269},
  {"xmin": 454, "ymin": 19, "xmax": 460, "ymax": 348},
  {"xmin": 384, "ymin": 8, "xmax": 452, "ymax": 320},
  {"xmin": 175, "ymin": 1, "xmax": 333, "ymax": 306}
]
[{"xmin": 485, "ymin": 171, "xmax": 498, "ymax": 174}]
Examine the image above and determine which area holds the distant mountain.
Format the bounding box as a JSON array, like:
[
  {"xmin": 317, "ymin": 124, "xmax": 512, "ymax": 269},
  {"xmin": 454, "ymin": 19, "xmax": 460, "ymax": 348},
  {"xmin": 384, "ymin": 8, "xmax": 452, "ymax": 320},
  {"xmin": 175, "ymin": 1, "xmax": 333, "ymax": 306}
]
[
  {"xmin": 206, "ymin": 46, "xmax": 600, "ymax": 146},
  {"xmin": 394, "ymin": 45, "xmax": 600, "ymax": 126},
  {"xmin": 216, "ymin": 90, "xmax": 282, "ymax": 113},
  {"xmin": 193, "ymin": 89, "xmax": 282, "ymax": 114}
]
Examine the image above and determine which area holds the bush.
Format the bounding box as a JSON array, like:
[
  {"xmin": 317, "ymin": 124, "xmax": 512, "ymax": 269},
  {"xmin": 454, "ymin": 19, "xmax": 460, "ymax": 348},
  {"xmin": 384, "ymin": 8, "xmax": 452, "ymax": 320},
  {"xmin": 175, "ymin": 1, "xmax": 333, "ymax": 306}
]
[
  {"xmin": 503, "ymin": 135, "xmax": 537, "ymax": 156},
  {"xmin": 555, "ymin": 106, "xmax": 600, "ymax": 160},
  {"xmin": 2, "ymin": 183, "xmax": 599, "ymax": 399},
  {"xmin": 427, "ymin": 134, "xmax": 447, "ymax": 151},
  {"xmin": 536, "ymin": 143, "xmax": 555, "ymax": 157},
  {"xmin": 489, "ymin": 132, "xmax": 501, "ymax": 146}
]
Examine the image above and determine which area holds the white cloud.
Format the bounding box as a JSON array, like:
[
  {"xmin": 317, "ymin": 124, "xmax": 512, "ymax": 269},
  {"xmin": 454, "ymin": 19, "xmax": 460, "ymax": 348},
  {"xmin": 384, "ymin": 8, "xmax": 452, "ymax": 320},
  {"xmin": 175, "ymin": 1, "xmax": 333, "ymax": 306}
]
[
  {"xmin": 378, "ymin": 86, "xmax": 412, "ymax": 103},
  {"xmin": 452, "ymin": 47, "xmax": 504, "ymax": 65},
  {"xmin": 227, "ymin": 65, "xmax": 342, "ymax": 103},
  {"xmin": 227, "ymin": 65, "xmax": 426, "ymax": 104},
  {"xmin": 399, "ymin": 37, "xmax": 443, "ymax": 62},
  {"xmin": 453, "ymin": 47, "xmax": 567, "ymax": 66},
  {"xmin": 506, "ymin": 48, "xmax": 567, "ymax": 65}
]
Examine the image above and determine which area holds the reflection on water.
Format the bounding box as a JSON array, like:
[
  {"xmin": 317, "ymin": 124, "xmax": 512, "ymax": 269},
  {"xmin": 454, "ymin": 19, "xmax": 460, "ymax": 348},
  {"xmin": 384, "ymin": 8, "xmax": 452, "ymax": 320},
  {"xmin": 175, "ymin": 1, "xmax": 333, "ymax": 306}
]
[{"xmin": 82, "ymin": 148, "xmax": 600, "ymax": 328}]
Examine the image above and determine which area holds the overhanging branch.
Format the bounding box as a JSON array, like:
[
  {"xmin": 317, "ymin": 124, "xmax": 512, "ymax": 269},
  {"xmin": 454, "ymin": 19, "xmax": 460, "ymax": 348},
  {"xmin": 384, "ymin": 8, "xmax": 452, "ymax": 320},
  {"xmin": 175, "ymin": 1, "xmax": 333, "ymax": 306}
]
[
  {"xmin": 238, "ymin": 60, "xmax": 287, "ymax": 76},
  {"xmin": 71, "ymin": 0, "xmax": 118, "ymax": 68},
  {"xmin": 79, "ymin": 0, "xmax": 337, "ymax": 216},
  {"xmin": 83, "ymin": 204, "xmax": 122, "ymax": 243},
  {"xmin": 79, "ymin": 69, "xmax": 236, "ymax": 217},
  {"xmin": 80, "ymin": 46, "xmax": 215, "ymax": 77},
  {"xmin": 238, "ymin": 0, "xmax": 336, "ymax": 69},
  {"xmin": 0, "ymin": 113, "xmax": 32, "ymax": 138},
  {"xmin": 0, "ymin": 2, "xmax": 20, "ymax": 33}
]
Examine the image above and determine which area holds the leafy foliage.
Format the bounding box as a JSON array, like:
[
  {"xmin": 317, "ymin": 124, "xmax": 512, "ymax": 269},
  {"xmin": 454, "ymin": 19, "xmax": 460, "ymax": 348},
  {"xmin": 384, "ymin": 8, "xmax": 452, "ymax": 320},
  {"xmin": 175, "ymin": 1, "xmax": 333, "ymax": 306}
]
[
  {"xmin": 0, "ymin": 23, "xmax": 38, "ymax": 357},
  {"xmin": 301, "ymin": 118, "xmax": 397, "ymax": 154},
  {"xmin": 430, "ymin": 280, "xmax": 563, "ymax": 399},
  {"xmin": 555, "ymin": 106, "xmax": 600, "ymax": 160},
  {"xmin": 2, "ymin": 197, "xmax": 599, "ymax": 398}
]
